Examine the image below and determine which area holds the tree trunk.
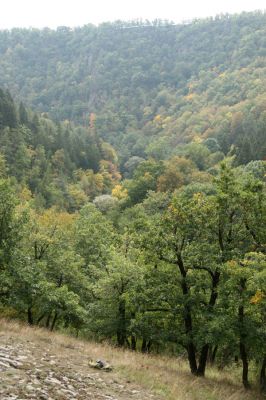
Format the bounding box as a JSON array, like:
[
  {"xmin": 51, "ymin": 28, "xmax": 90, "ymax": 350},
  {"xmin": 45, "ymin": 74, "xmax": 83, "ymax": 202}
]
[
  {"xmin": 197, "ymin": 344, "xmax": 209, "ymax": 376},
  {"xmin": 260, "ymin": 356, "xmax": 266, "ymax": 393},
  {"xmin": 177, "ymin": 254, "xmax": 198, "ymax": 375},
  {"xmin": 141, "ymin": 338, "xmax": 152, "ymax": 353},
  {"xmin": 37, "ymin": 313, "xmax": 46, "ymax": 325},
  {"xmin": 238, "ymin": 278, "xmax": 250, "ymax": 389},
  {"xmin": 239, "ymin": 302, "xmax": 250, "ymax": 389},
  {"xmin": 46, "ymin": 312, "xmax": 51, "ymax": 329},
  {"xmin": 187, "ymin": 342, "xmax": 198, "ymax": 375},
  {"xmin": 50, "ymin": 312, "xmax": 58, "ymax": 332},
  {"xmin": 182, "ymin": 279, "xmax": 198, "ymax": 374},
  {"xmin": 141, "ymin": 338, "xmax": 147, "ymax": 353},
  {"xmin": 197, "ymin": 270, "xmax": 220, "ymax": 376},
  {"xmin": 240, "ymin": 341, "xmax": 249, "ymax": 389},
  {"xmin": 130, "ymin": 312, "xmax": 136, "ymax": 350},
  {"xmin": 117, "ymin": 298, "xmax": 126, "ymax": 347},
  {"xmin": 27, "ymin": 307, "xmax": 34, "ymax": 325},
  {"xmin": 131, "ymin": 335, "xmax": 137, "ymax": 351}
]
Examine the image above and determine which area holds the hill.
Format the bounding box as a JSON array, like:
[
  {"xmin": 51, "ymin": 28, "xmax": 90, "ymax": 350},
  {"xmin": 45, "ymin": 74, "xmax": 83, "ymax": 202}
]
[
  {"xmin": 0, "ymin": 12, "xmax": 265, "ymax": 395},
  {"xmin": 0, "ymin": 12, "xmax": 265, "ymax": 165},
  {"xmin": 0, "ymin": 319, "xmax": 263, "ymax": 400}
]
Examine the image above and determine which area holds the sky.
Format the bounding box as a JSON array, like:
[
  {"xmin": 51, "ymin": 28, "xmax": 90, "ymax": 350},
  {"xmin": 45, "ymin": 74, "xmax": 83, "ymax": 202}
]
[{"xmin": 0, "ymin": 0, "xmax": 265, "ymax": 29}]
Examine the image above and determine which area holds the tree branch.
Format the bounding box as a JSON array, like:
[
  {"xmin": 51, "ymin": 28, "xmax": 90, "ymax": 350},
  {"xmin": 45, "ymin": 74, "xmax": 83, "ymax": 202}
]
[
  {"xmin": 158, "ymin": 254, "xmax": 177, "ymax": 264},
  {"xmin": 192, "ymin": 265, "xmax": 214, "ymax": 279}
]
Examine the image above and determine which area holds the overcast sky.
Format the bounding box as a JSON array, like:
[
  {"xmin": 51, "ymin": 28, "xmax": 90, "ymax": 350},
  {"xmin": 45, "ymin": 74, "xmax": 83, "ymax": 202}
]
[{"xmin": 0, "ymin": 0, "xmax": 265, "ymax": 29}]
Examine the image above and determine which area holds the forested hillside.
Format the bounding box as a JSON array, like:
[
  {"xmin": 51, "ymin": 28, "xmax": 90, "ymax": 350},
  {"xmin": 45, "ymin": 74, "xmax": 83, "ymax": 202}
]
[
  {"xmin": 0, "ymin": 12, "xmax": 265, "ymax": 165},
  {"xmin": 0, "ymin": 88, "xmax": 121, "ymax": 209},
  {"xmin": 0, "ymin": 11, "xmax": 266, "ymax": 395}
]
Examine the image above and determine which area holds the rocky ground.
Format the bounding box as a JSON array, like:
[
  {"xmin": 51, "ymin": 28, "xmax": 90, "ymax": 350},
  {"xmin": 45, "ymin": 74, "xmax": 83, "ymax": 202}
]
[{"xmin": 0, "ymin": 327, "xmax": 159, "ymax": 400}]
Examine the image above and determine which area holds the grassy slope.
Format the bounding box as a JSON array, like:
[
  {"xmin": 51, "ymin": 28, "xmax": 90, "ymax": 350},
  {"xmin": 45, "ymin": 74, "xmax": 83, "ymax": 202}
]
[{"xmin": 0, "ymin": 319, "xmax": 263, "ymax": 400}]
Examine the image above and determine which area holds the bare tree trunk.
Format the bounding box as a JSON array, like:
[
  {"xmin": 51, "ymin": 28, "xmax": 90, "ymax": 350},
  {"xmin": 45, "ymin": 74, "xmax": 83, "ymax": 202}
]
[
  {"xmin": 50, "ymin": 312, "xmax": 58, "ymax": 332},
  {"xmin": 117, "ymin": 299, "xmax": 126, "ymax": 347},
  {"xmin": 37, "ymin": 313, "xmax": 46, "ymax": 325},
  {"xmin": 177, "ymin": 254, "xmax": 198, "ymax": 375},
  {"xmin": 141, "ymin": 338, "xmax": 147, "ymax": 353},
  {"xmin": 46, "ymin": 312, "xmax": 51, "ymax": 329},
  {"xmin": 238, "ymin": 278, "xmax": 250, "ymax": 389},
  {"xmin": 197, "ymin": 269, "xmax": 220, "ymax": 376},
  {"xmin": 239, "ymin": 341, "xmax": 249, "ymax": 389},
  {"xmin": 27, "ymin": 307, "xmax": 34, "ymax": 325},
  {"xmin": 197, "ymin": 344, "xmax": 209, "ymax": 376},
  {"xmin": 131, "ymin": 335, "xmax": 137, "ymax": 351}
]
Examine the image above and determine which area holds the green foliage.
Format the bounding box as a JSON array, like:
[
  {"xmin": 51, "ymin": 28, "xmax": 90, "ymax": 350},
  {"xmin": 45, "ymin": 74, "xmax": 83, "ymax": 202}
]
[
  {"xmin": 0, "ymin": 90, "xmax": 119, "ymax": 210},
  {"xmin": 75, "ymin": 203, "xmax": 115, "ymax": 268},
  {"xmin": 0, "ymin": 13, "xmax": 265, "ymax": 162},
  {"xmin": 0, "ymin": 178, "xmax": 19, "ymax": 298},
  {"xmin": 0, "ymin": 161, "xmax": 265, "ymax": 388},
  {"xmin": 0, "ymin": 12, "xmax": 265, "ymax": 390}
]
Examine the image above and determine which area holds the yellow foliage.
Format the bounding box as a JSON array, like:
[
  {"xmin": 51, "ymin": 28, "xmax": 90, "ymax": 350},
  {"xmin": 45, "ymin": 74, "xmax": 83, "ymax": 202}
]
[
  {"xmin": 144, "ymin": 172, "xmax": 152, "ymax": 178},
  {"xmin": 227, "ymin": 260, "xmax": 238, "ymax": 268},
  {"xmin": 67, "ymin": 184, "xmax": 87, "ymax": 208},
  {"xmin": 193, "ymin": 192, "xmax": 203, "ymax": 200},
  {"xmin": 74, "ymin": 169, "xmax": 105, "ymax": 198},
  {"xmin": 192, "ymin": 135, "xmax": 203, "ymax": 143},
  {"xmin": 112, "ymin": 184, "xmax": 128, "ymax": 200},
  {"xmin": 154, "ymin": 114, "xmax": 164, "ymax": 126},
  {"xmin": 31, "ymin": 208, "xmax": 75, "ymax": 244},
  {"xmin": 219, "ymin": 72, "xmax": 226, "ymax": 79},
  {"xmin": 185, "ymin": 93, "xmax": 197, "ymax": 101},
  {"xmin": 225, "ymin": 112, "xmax": 233, "ymax": 120},
  {"xmin": 250, "ymin": 290, "xmax": 265, "ymax": 305},
  {"xmin": 19, "ymin": 187, "xmax": 32, "ymax": 202},
  {"xmin": 154, "ymin": 114, "xmax": 162, "ymax": 122}
]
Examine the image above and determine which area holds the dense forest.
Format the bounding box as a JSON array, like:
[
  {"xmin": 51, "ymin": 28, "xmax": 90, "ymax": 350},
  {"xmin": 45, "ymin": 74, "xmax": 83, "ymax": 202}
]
[
  {"xmin": 0, "ymin": 12, "xmax": 265, "ymax": 166},
  {"xmin": 0, "ymin": 11, "xmax": 265, "ymax": 393}
]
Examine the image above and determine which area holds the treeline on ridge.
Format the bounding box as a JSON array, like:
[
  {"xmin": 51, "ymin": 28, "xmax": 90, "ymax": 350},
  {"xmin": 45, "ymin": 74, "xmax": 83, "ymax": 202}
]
[{"xmin": 0, "ymin": 11, "xmax": 265, "ymax": 166}]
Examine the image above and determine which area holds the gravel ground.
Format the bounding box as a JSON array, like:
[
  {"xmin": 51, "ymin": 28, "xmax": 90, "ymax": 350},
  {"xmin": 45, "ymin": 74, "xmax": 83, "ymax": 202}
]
[{"xmin": 0, "ymin": 330, "xmax": 159, "ymax": 400}]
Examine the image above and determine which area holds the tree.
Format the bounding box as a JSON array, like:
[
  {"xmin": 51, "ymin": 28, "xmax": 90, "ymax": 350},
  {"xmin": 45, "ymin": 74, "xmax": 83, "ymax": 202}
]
[
  {"xmin": 74, "ymin": 203, "xmax": 115, "ymax": 269},
  {"xmin": 0, "ymin": 178, "xmax": 18, "ymax": 298},
  {"xmin": 8, "ymin": 207, "xmax": 88, "ymax": 330},
  {"xmin": 87, "ymin": 251, "xmax": 143, "ymax": 347},
  {"xmin": 220, "ymin": 253, "xmax": 266, "ymax": 389},
  {"xmin": 127, "ymin": 162, "xmax": 266, "ymax": 378},
  {"xmin": 157, "ymin": 156, "xmax": 195, "ymax": 192}
]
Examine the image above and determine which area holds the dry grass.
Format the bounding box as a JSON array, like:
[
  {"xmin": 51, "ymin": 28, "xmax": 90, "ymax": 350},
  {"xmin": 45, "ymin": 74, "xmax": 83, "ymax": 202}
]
[{"xmin": 0, "ymin": 319, "xmax": 263, "ymax": 400}]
